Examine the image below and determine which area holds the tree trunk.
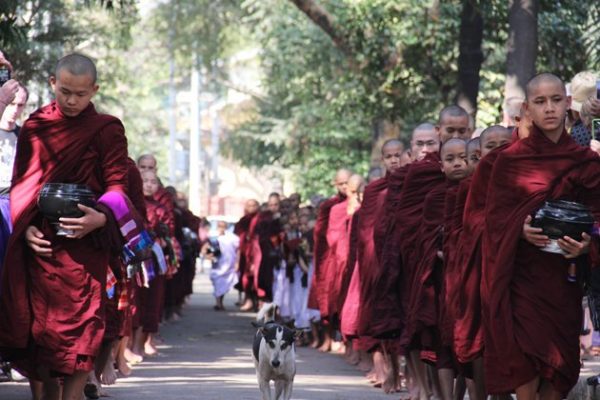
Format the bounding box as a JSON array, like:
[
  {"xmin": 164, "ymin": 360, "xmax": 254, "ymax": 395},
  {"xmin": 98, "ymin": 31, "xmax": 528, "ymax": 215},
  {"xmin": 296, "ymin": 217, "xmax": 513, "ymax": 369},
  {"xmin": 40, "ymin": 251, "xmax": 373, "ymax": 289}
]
[
  {"xmin": 455, "ymin": 0, "xmax": 484, "ymax": 118},
  {"xmin": 504, "ymin": 0, "xmax": 538, "ymax": 102}
]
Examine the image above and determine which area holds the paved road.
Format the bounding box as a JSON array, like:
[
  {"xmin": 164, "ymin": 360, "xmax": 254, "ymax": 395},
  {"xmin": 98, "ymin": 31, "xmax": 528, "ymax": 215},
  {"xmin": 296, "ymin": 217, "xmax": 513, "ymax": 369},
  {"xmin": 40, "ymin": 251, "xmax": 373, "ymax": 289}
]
[{"xmin": 0, "ymin": 272, "xmax": 393, "ymax": 400}]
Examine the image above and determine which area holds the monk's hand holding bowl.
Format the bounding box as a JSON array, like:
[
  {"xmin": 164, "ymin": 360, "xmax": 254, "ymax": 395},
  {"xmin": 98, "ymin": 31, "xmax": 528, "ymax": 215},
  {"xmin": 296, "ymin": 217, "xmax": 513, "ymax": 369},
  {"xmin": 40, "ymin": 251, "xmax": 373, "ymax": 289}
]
[
  {"xmin": 590, "ymin": 140, "xmax": 600, "ymax": 156},
  {"xmin": 522, "ymin": 215, "xmax": 550, "ymax": 247},
  {"xmin": 25, "ymin": 226, "xmax": 52, "ymax": 257},
  {"xmin": 557, "ymin": 233, "xmax": 591, "ymax": 259},
  {"xmin": 59, "ymin": 204, "xmax": 107, "ymax": 239}
]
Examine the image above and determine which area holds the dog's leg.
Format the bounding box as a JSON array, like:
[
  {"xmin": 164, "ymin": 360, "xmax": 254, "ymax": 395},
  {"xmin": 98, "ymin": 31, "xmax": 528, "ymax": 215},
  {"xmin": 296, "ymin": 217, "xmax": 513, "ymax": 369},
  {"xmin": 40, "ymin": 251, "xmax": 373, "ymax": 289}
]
[
  {"xmin": 259, "ymin": 378, "xmax": 272, "ymax": 400},
  {"xmin": 282, "ymin": 380, "xmax": 294, "ymax": 400},
  {"xmin": 274, "ymin": 380, "xmax": 285, "ymax": 400}
]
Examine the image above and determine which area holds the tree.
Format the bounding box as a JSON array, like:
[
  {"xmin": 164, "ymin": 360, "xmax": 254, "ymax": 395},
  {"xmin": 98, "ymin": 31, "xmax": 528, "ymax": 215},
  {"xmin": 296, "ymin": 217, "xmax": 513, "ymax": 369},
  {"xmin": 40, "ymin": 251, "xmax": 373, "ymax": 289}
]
[
  {"xmin": 504, "ymin": 0, "xmax": 538, "ymax": 102},
  {"xmin": 455, "ymin": 0, "xmax": 484, "ymax": 117}
]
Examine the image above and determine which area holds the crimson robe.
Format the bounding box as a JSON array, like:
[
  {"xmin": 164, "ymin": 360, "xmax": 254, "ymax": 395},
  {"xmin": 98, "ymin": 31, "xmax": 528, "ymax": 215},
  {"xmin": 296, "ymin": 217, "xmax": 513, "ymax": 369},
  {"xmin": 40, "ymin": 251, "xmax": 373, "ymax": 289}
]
[
  {"xmin": 370, "ymin": 153, "xmax": 445, "ymax": 347},
  {"xmin": 141, "ymin": 197, "xmax": 173, "ymax": 333},
  {"xmin": 254, "ymin": 211, "xmax": 283, "ymax": 300},
  {"xmin": 481, "ymin": 125, "xmax": 600, "ymax": 395},
  {"xmin": 401, "ymin": 179, "xmax": 449, "ymax": 360},
  {"xmin": 323, "ymin": 200, "xmax": 354, "ymax": 321},
  {"xmin": 308, "ymin": 194, "xmax": 345, "ymax": 312},
  {"xmin": 0, "ymin": 102, "xmax": 128, "ymax": 377},
  {"xmin": 452, "ymin": 147, "xmax": 507, "ymax": 364},
  {"xmin": 358, "ymin": 168, "xmax": 407, "ymax": 340},
  {"xmin": 234, "ymin": 212, "xmax": 256, "ymax": 292}
]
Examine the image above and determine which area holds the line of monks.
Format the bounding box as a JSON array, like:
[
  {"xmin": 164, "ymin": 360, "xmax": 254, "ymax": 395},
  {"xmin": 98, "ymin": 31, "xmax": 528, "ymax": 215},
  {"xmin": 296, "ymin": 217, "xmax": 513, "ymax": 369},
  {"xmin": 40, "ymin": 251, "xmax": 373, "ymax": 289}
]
[
  {"xmin": 235, "ymin": 73, "xmax": 600, "ymax": 400},
  {"xmin": 0, "ymin": 54, "xmax": 202, "ymax": 400}
]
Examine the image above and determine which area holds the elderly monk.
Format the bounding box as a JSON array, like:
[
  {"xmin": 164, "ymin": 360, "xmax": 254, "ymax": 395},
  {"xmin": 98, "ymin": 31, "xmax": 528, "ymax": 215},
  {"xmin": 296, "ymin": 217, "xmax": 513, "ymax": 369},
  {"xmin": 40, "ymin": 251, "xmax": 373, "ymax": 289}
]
[
  {"xmin": 308, "ymin": 168, "xmax": 352, "ymax": 351},
  {"xmin": 0, "ymin": 54, "xmax": 131, "ymax": 400},
  {"xmin": 482, "ymin": 73, "xmax": 600, "ymax": 399}
]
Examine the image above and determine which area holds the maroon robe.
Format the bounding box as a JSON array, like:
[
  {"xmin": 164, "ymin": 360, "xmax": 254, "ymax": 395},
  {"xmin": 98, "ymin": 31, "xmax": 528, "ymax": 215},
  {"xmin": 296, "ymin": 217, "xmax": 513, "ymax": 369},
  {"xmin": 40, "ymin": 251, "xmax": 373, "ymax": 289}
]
[
  {"xmin": 324, "ymin": 200, "xmax": 354, "ymax": 321},
  {"xmin": 234, "ymin": 212, "xmax": 256, "ymax": 293},
  {"xmin": 141, "ymin": 198, "xmax": 173, "ymax": 333},
  {"xmin": 370, "ymin": 153, "xmax": 445, "ymax": 348},
  {"xmin": 358, "ymin": 168, "xmax": 408, "ymax": 340},
  {"xmin": 308, "ymin": 194, "xmax": 344, "ymax": 313},
  {"xmin": 0, "ymin": 102, "xmax": 128, "ymax": 377},
  {"xmin": 401, "ymin": 179, "xmax": 449, "ymax": 361},
  {"xmin": 255, "ymin": 211, "xmax": 283, "ymax": 300},
  {"xmin": 481, "ymin": 126, "xmax": 600, "ymax": 395}
]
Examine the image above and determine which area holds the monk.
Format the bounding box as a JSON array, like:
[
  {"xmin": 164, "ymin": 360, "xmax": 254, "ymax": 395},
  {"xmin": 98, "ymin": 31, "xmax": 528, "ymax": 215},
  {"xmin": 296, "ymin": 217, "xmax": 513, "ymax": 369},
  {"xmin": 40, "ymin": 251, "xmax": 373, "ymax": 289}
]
[
  {"xmin": 466, "ymin": 137, "xmax": 480, "ymax": 174},
  {"xmin": 0, "ymin": 54, "xmax": 130, "ymax": 400},
  {"xmin": 235, "ymin": 199, "xmax": 260, "ymax": 311},
  {"xmin": 481, "ymin": 73, "xmax": 600, "ymax": 399},
  {"xmin": 208, "ymin": 221, "xmax": 240, "ymax": 311},
  {"xmin": 130, "ymin": 170, "xmax": 174, "ymax": 359},
  {"xmin": 436, "ymin": 105, "xmax": 473, "ymax": 143},
  {"xmin": 342, "ymin": 140, "xmax": 405, "ymax": 392},
  {"xmin": 256, "ymin": 193, "xmax": 284, "ymax": 308},
  {"xmin": 450, "ymin": 124, "xmax": 513, "ymax": 400},
  {"xmin": 307, "ymin": 168, "xmax": 351, "ymax": 351}
]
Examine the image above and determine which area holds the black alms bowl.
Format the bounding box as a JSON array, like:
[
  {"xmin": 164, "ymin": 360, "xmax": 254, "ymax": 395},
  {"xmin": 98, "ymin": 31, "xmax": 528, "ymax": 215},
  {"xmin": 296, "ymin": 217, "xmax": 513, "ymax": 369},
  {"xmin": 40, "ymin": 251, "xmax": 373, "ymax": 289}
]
[
  {"xmin": 532, "ymin": 200, "xmax": 595, "ymax": 240},
  {"xmin": 38, "ymin": 183, "xmax": 97, "ymax": 223}
]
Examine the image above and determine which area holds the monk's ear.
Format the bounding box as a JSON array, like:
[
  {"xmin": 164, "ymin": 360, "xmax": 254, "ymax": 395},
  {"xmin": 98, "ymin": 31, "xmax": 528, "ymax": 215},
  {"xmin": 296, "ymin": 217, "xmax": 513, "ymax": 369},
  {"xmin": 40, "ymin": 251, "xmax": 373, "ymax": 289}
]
[
  {"xmin": 565, "ymin": 95, "xmax": 572, "ymax": 110},
  {"xmin": 91, "ymin": 84, "xmax": 100, "ymax": 96},
  {"xmin": 49, "ymin": 76, "xmax": 57, "ymax": 91}
]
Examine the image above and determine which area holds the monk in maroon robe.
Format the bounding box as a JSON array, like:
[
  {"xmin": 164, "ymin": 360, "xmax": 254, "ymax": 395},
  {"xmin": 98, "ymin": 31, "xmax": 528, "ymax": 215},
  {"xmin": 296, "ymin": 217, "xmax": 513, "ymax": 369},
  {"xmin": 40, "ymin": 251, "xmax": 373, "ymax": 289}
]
[
  {"xmin": 254, "ymin": 193, "xmax": 283, "ymax": 303},
  {"xmin": 481, "ymin": 74, "xmax": 600, "ymax": 398},
  {"xmin": 452, "ymin": 125, "xmax": 513, "ymax": 400},
  {"xmin": 327, "ymin": 174, "xmax": 363, "ymax": 328},
  {"xmin": 235, "ymin": 200, "xmax": 260, "ymax": 311},
  {"xmin": 307, "ymin": 168, "xmax": 351, "ymax": 351},
  {"xmin": 0, "ymin": 54, "xmax": 129, "ymax": 400},
  {"xmin": 342, "ymin": 140, "xmax": 405, "ymax": 392}
]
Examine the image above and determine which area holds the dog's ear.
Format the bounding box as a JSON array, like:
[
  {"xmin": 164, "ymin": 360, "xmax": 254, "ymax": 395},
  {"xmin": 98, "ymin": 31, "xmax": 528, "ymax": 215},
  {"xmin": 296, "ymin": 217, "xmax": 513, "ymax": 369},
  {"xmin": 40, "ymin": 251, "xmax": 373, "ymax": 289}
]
[
  {"xmin": 294, "ymin": 329, "xmax": 304, "ymax": 339},
  {"xmin": 251, "ymin": 321, "xmax": 263, "ymax": 328}
]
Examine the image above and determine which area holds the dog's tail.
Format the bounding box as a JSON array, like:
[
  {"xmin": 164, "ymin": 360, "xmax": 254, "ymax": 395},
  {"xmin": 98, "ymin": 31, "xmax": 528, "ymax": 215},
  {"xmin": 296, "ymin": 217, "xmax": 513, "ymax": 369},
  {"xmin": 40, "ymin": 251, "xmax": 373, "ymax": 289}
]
[{"xmin": 256, "ymin": 302, "xmax": 279, "ymax": 323}]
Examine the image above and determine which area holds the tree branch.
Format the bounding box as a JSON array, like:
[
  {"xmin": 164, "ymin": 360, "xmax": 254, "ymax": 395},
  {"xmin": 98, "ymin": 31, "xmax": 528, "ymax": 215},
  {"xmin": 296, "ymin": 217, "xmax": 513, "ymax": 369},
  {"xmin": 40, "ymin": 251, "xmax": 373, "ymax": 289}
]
[{"xmin": 287, "ymin": 0, "xmax": 354, "ymax": 60}]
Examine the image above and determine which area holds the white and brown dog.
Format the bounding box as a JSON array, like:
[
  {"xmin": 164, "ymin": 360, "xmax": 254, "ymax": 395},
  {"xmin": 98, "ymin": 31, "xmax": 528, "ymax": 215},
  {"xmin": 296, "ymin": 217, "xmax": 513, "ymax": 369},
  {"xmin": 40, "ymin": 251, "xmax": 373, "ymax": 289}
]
[{"xmin": 252, "ymin": 303, "xmax": 300, "ymax": 400}]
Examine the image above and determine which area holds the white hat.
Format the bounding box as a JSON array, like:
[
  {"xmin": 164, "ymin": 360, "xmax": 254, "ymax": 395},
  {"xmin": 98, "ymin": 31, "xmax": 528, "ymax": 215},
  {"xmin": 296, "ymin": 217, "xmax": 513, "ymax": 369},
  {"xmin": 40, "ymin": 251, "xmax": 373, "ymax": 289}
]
[{"xmin": 569, "ymin": 71, "xmax": 598, "ymax": 113}]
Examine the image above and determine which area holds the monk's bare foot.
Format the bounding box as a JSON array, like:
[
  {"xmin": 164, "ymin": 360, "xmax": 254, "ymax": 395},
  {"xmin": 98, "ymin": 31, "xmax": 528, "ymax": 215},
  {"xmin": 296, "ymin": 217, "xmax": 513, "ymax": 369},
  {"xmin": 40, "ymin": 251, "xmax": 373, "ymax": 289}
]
[
  {"xmin": 144, "ymin": 337, "xmax": 158, "ymax": 356},
  {"xmin": 116, "ymin": 351, "xmax": 132, "ymax": 377},
  {"xmin": 357, "ymin": 354, "xmax": 373, "ymax": 372},
  {"xmin": 346, "ymin": 348, "xmax": 360, "ymax": 365},
  {"xmin": 239, "ymin": 299, "xmax": 254, "ymax": 311},
  {"xmin": 101, "ymin": 357, "xmax": 118, "ymax": 386},
  {"xmin": 124, "ymin": 348, "xmax": 143, "ymax": 364},
  {"xmin": 318, "ymin": 338, "xmax": 331, "ymax": 352},
  {"xmin": 366, "ymin": 367, "xmax": 378, "ymax": 383}
]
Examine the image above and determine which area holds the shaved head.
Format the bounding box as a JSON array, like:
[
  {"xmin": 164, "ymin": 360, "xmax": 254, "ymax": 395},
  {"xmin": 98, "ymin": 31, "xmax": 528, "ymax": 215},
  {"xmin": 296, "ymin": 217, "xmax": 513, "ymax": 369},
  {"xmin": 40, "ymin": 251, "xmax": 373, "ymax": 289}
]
[
  {"xmin": 381, "ymin": 138, "xmax": 404, "ymax": 154},
  {"xmin": 438, "ymin": 105, "xmax": 470, "ymax": 125},
  {"xmin": 411, "ymin": 123, "xmax": 439, "ymax": 161},
  {"xmin": 440, "ymin": 138, "xmax": 467, "ymax": 158},
  {"xmin": 480, "ymin": 125, "xmax": 512, "ymax": 157},
  {"xmin": 381, "ymin": 139, "xmax": 404, "ymax": 173},
  {"xmin": 334, "ymin": 168, "xmax": 352, "ymax": 196},
  {"xmin": 525, "ymin": 73, "xmax": 566, "ymax": 100},
  {"xmin": 138, "ymin": 154, "xmax": 158, "ymax": 173},
  {"xmin": 55, "ymin": 53, "xmax": 97, "ymax": 83},
  {"xmin": 480, "ymin": 125, "xmax": 511, "ymax": 144}
]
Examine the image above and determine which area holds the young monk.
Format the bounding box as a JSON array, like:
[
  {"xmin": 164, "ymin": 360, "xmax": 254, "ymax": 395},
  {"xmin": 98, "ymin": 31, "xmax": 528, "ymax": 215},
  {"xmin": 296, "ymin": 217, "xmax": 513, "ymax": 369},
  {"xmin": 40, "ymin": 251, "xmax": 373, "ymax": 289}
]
[
  {"xmin": 131, "ymin": 170, "xmax": 174, "ymax": 358},
  {"xmin": 307, "ymin": 168, "xmax": 351, "ymax": 351},
  {"xmin": 235, "ymin": 199, "xmax": 260, "ymax": 311},
  {"xmin": 402, "ymin": 139, "xmax": 468, "ymax": 400},
  {"xmin": 452, "ymin": 124, "xmax": 513, "ymax": 400},
  {"xmin": 481, "ymin": 74, "xmax": 600, "ymax": 399},
  {"xmin": 0, "ymin": 54, "xmax": 134, "ymax": 400},
  {"xmin": 466, "ymin": 138, "xmax": 481, "ymax": 174},
  {"xmin": 208, "ymin": 221, "xmax": 239, "ymax": 311},
  {"xmin": 436, "ymin": 105, "xmax": 473, "ymax": 143}
]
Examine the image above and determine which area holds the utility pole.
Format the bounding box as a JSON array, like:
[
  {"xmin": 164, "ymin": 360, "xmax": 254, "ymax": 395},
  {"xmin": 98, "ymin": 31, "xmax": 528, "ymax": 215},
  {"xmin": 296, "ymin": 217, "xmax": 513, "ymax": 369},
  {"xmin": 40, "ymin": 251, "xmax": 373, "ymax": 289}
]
[{"xmin": 189, "ymin": 53, "xmax": 201, "ymax": 214}]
